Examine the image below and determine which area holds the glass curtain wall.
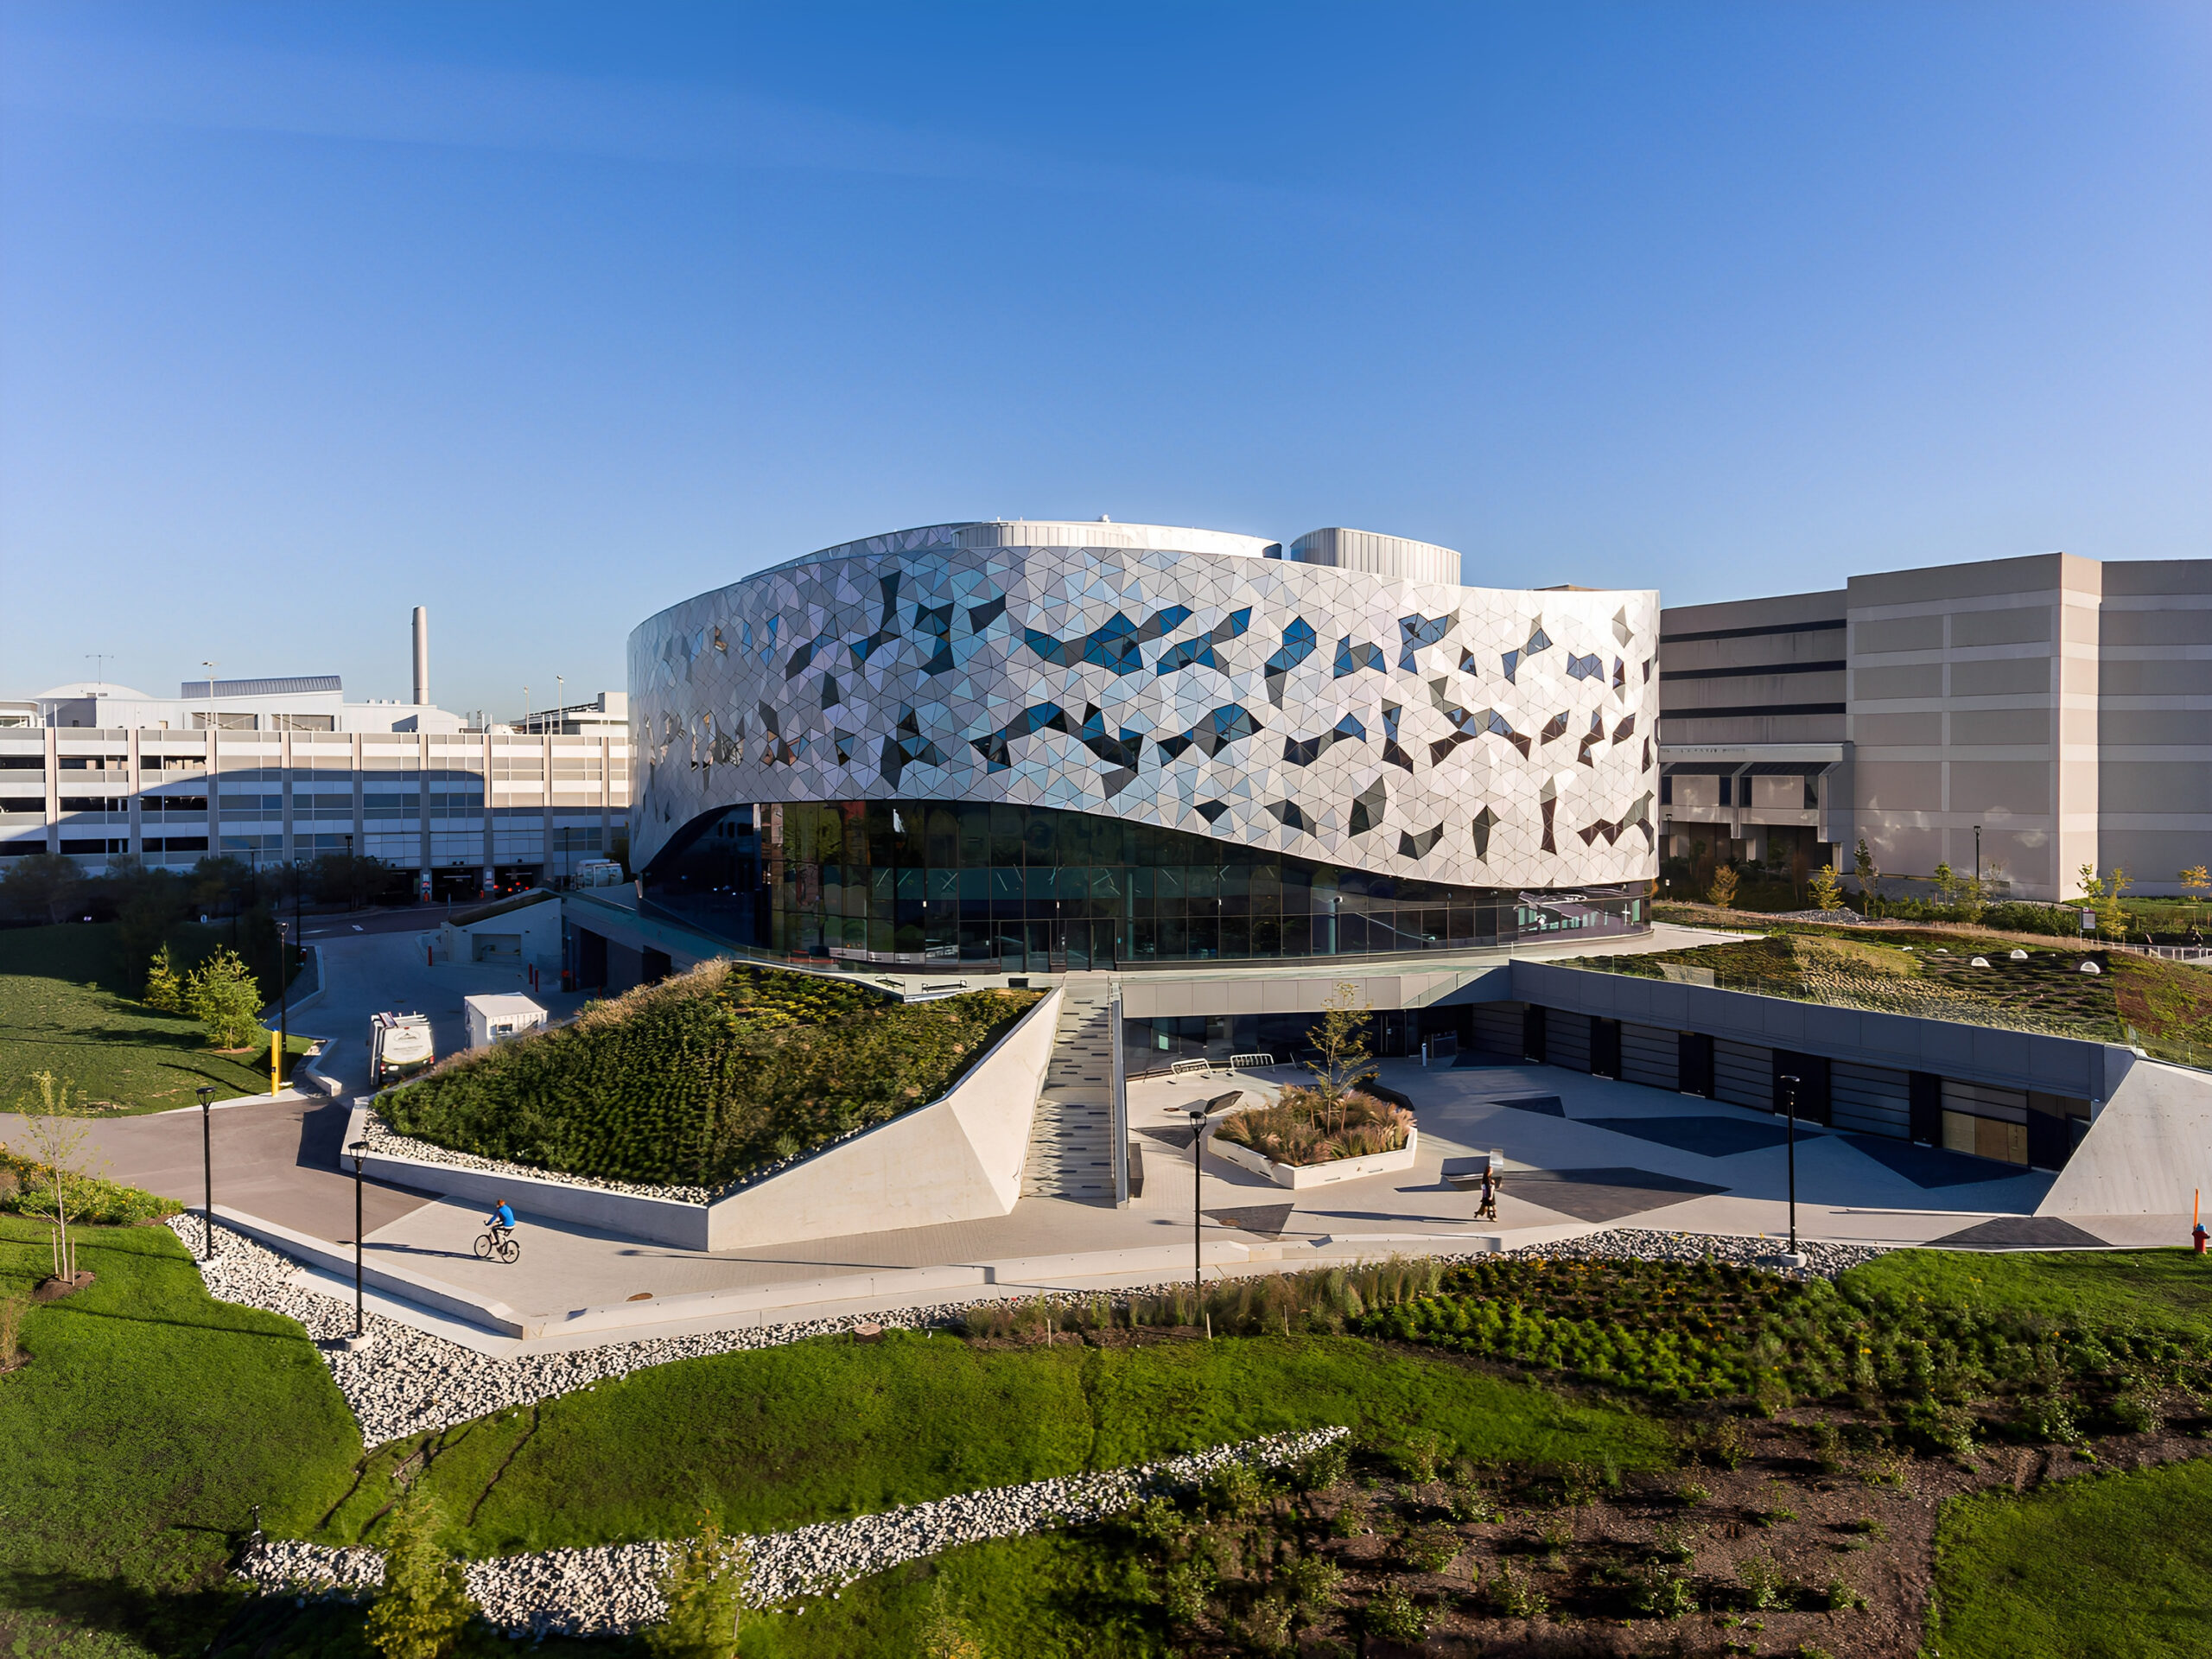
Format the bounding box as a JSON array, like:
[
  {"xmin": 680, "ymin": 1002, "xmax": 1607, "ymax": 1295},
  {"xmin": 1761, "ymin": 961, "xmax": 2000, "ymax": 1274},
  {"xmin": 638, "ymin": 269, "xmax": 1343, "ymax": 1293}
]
[{"xmin": 645, "ymin": 799, "xmax": 1647, "ymax": 970}]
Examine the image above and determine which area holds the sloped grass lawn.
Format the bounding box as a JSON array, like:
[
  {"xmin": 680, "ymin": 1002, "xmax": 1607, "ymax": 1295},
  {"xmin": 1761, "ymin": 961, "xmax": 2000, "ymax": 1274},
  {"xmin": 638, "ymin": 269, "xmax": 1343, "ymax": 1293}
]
[
  {"xmin": 0, "ymin": 924, "xmax": 313, "ymax": 1115},
  {"xmin": 740, "ymin": 1532, "xmax": 1160, "ymax": 1658},
  {"xmin": 315, "ymin": 1332, "xmax": 1671, "ymax": 1559},
  {"xmin": 0, "ymin": 1216, "xmax": 361, "ymax": 1658},
  {"xmin": 382, "ymin": 959, "xmax": 1043, "ymax": 1188},
  {"xmin": 1845, "ymin": 1246, "xmax": 2212, "ymax": 1344},
  {"xmin": 1931, "ymin": 1459, "xmax": 2212, "ymax": 1659}
]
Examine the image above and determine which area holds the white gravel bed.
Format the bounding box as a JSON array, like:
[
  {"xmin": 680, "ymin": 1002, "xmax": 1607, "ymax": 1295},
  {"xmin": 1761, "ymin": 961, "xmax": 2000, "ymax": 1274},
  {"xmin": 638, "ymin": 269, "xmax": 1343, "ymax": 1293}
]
[
  {"xmin": 167, "ymin": 1215, "xmax": 1890, "ymax": 1451},
  {"xmin": 1497, "ymin": 1226, "xmax": 1891, "ymax": 1280},
  {"xmin": 359, "ymin": 1112, "xmax": 713, "ymax": 1205},
  {"xmin": 166, "ymin": 1215, "xmax": 1001, "ymax": 1447},
  {"xmin": 237, "ymin": 1427, "xmax": 1347, "ymax": 1636}
]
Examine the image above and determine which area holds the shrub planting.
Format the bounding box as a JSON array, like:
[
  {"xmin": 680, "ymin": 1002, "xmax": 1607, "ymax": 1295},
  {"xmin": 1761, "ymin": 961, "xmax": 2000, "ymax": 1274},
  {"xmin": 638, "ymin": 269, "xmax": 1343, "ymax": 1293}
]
[
  {"xmin": 1357, "ymin": 1253, "xmax": 2212, "ymax": 1441},
  {"xmin": 381, "ymin": 960, "xmax": 1040, "ymax": 1187}
]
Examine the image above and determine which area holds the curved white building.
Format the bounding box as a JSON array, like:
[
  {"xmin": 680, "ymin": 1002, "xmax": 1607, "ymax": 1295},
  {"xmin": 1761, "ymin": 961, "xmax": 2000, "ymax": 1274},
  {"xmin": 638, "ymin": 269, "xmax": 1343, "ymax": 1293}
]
[{"xmin": 630, "ymin": 520, "xmax": 1658, "ymax": 969}]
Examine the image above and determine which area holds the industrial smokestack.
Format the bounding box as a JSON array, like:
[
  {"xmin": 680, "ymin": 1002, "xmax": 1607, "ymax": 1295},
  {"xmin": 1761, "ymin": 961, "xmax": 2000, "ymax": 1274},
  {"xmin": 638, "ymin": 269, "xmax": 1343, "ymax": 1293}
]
[{"xmin": 411, "ymin": 607, "xmax": 429, "ymax": 706}]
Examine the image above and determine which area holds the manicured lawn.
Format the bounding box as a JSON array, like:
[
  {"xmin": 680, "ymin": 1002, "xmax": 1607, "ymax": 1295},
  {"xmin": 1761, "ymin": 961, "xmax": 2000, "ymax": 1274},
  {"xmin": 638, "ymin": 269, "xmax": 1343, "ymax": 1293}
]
[
  {"xmin": 1843, "ymin": 1247, "xmax": 2212, "ymax": 1344},
  {"xmin": 0, "ymin": 924, "xmax": 313, "ymax": 1115},
  {"xmin": 0, "ymin": 1217, "xmax": 362, "ymax": 1658},
  {"xmin": 1930, "ymin": 1459, "xmax": 2212, "ymax": 1659},
  {"xmin": 315, "ymin": 1332, "xmax": 1672, "ymax": 1559}
]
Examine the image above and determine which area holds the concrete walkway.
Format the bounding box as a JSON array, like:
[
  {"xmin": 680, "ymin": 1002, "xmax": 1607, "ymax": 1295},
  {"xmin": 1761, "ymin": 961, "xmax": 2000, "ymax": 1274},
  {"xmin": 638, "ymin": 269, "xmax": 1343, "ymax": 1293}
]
[
  {"xmin": 0, "ymin": 1094, "xmax": 437, "ymax": 1240},
  {"xmin": 286, "ymin": 1052, "xmax": 2193, "ymax": 1357},
  {"xmin": 16, "ymin": 925, "xmax": 2193, "ymax": 1359}
]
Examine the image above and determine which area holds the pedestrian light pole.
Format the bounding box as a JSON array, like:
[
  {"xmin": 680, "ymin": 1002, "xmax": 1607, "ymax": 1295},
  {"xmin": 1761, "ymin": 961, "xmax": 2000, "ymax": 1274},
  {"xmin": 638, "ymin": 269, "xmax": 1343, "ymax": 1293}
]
[
  {"xmin": 272, "ymin": 918, "xmax": 290, "ymax": 1095},
  {"xmin": 196, "ymin": 1085, "xmax": 217, "ymax": 1258},
  {"xmin": 1186, "ymin": 1103, "xmax": 1210, "ymax": 1300},
  {"xmin": 1778, "ymin": 1072, "xmax": 1802, "ymax": 1264},
  {"xmin": 346, "ymin": 1138, "xmax": 370, "ymax": 1344}
]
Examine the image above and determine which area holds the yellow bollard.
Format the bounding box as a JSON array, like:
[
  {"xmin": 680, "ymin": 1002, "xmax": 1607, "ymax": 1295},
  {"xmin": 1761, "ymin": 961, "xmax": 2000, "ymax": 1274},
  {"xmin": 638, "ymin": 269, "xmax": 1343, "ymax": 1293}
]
[{"xmin": 270, "ymin": 1031, "xmax": 279, "ymax": 1095}]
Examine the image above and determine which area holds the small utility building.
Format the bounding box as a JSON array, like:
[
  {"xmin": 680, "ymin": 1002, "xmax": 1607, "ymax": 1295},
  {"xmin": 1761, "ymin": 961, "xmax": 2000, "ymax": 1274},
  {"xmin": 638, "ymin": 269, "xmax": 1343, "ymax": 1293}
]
[{"xmin": 464, "ymin": 994, "xmax": 546, "ymax": 1051}]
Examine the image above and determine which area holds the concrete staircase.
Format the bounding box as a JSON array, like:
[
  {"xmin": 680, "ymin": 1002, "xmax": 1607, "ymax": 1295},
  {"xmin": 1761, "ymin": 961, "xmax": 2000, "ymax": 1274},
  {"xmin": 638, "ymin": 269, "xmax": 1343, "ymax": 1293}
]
[{"xmin": 1021, "ymin": 983, "xmax": 1117, "ymax": 1204}]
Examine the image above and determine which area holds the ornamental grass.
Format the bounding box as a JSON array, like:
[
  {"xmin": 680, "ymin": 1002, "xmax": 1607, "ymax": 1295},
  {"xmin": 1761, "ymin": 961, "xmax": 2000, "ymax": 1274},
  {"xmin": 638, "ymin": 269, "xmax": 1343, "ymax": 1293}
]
[{"xmin": 1213, "ymin": 1084, "xmax": 1414, "ymax": 1167}]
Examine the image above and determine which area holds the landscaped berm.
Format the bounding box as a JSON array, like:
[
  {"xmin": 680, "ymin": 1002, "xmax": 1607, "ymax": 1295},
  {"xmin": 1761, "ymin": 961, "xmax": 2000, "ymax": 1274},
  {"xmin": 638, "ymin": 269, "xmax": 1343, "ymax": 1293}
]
[{"xmin": 379, "ymin": 962, "xmax": 1042, "ymax": 1189}]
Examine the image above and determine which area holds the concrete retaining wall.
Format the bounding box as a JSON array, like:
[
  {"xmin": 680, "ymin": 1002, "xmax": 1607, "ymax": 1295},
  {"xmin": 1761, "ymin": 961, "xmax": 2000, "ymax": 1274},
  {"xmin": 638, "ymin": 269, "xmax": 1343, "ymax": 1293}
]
[
  {"xmin": 353, "ymin": 987, "xmax": 1065, "ymax": 1251},
  {"xmin": 1510, "ymin": 960, "xmax": 2125, "ymax": 1104},
  {"xmin": 2037, "ymin": 1055, "xmax": 2212, "ymax": 1217},
  {"xmin": 701, "ymin": 986, "xmax": 1063, "ymax": 1249}
]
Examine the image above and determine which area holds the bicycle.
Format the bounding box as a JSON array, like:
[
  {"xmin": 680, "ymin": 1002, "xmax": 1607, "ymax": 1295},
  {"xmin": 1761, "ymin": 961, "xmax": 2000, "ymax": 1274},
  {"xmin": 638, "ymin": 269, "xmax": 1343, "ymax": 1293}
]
[{"xmin": 474, "ymin": 1226, "xmax": 522, "ymax": 1264}]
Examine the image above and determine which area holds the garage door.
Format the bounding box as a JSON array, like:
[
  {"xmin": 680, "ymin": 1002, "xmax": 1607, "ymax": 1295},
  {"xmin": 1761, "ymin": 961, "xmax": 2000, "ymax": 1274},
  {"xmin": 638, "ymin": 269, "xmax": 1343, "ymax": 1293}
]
[
  {"xmin": 1545, "ymin": 1010, "xmax": 1592, "ymax": 1071},
  {"xmin": 1713, "ymin": 1039, "xmax": 1772, "ymax": 1110},
  {"xmin": 1620, "ymin": 1023, "xmax": 1678, "ymax": 1090},
  {"xmin": 1472, "ymin": 1003, "xmax": 1525, "ymax": 1058},
  {"xmin": 1832, "ymin": 1061, "xmax": 1910, "ymax": 1139}
]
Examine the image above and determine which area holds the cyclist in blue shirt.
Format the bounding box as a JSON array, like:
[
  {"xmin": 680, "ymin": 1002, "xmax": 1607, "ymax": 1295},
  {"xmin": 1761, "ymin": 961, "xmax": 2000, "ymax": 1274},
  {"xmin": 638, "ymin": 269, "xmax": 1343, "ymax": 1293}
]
[{"xmin": 486, "ymin": 1198, "xmax": 516, "ymax": 1237}]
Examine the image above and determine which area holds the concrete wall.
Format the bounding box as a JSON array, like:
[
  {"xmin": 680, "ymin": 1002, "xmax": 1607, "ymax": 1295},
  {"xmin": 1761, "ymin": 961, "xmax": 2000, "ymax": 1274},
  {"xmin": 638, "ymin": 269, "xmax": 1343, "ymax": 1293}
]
[
  {"xmin": 702, "ymin": 985, "xmax": 1063, "ymax": 1249},
  {"xmin": 1662, "ymin": 553, "xmax": 2212, "ymax": 902},
  {"xmin": 355, "ymin": 986, "xmax": 1065, "ymax": 1251},
  {"xmin": 1510, "ymin": 960, "xmax": 2122, "ymax": 1105},
  {"xmin": 2096, "ymin": 560, "xmax": 2212, "ymax": 892},
  {"xmin": 1842, "ymin": 552, "xmax": 2101, "ymax": 899},
  {"xmin": 1657, "ymin": 588, "xmax": 1847, "ymax": 749},
  {"xmin": 2037, "ymin": 1055, "xmax": 2212, "ymax": 1217},
  {"xmin": 1120, "ymin": 963, "xmax": 1514, "ymax": 1022},
  {"xmin": 439, "ymin": 892, "xmax": 563, "ymax": 969}
]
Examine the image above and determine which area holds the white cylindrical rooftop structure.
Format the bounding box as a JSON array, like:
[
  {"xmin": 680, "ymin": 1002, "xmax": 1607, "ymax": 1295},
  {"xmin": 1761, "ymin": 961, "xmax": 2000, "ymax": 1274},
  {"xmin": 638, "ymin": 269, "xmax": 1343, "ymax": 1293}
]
[
  {"xmin": 412, "ymin": 607, "xmax": 429, "ymax": 705},
  {"xmin": 1288, "ymin": 527, "xmax": 1463, "ymax": 586}
]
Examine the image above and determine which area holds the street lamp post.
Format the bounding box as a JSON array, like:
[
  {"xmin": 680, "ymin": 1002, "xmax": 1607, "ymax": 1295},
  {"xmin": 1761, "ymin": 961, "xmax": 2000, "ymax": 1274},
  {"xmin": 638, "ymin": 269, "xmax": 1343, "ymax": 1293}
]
[
  {"xmin": 195, "ymin": 1085, "xmax": 217, "ymax": 1258},
  {"xmin": 1778, "ymin": 1073, "xmax": 1802, "ymax": 1265},
  {"xmin": 346, "ymin": 1138, "xmax": 370, "ymax": 1343},
  {"xmin": 273, "ymin": 918, "xmax": 290, "ymax": 1096},
  {"xmin": 1186, "ymin": 1104, "xmax": 1209, "ymax": 1302},
  {"xmin": 1974, "ymin": 825, "xmax": 1982, "ymax": 890}
]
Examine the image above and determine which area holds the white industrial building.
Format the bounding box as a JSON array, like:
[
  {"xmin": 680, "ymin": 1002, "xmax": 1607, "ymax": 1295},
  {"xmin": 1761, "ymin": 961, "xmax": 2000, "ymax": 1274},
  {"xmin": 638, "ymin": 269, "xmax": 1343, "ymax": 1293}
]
[{"xmin": 0, "ymin": 611, "xmax": 632, "ymax": 898}]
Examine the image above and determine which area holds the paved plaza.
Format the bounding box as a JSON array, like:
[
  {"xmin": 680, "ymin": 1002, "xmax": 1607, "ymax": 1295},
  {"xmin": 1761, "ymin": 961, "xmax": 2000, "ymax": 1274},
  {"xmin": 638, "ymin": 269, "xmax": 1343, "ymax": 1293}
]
[{"xmin": 11, "ymin": 924, "xmax": 2193, "ymax": 1358}]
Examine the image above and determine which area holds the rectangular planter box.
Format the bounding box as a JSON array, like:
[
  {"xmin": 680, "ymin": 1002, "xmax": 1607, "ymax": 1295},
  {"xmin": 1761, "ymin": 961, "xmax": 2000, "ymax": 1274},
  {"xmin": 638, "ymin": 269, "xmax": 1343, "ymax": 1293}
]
[{"xmin": 1209, "ymin": 1127, "xmax": 1419, "ymax": 1190}]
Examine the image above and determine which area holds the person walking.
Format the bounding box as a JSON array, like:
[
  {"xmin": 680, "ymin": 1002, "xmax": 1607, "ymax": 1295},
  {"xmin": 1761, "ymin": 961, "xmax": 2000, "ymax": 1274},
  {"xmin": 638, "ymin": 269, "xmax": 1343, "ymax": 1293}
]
[{"xmin": 1478, "ymin": 1163, "xmax": 1500, "ymax": 1223}]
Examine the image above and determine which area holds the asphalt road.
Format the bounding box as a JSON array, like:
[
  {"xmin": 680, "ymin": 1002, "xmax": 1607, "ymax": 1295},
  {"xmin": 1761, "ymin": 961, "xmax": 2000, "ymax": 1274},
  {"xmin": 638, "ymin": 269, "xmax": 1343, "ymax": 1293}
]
[{"xmin": 1, "ymin": 1095, "xmax": 436, "ymax": 1243}]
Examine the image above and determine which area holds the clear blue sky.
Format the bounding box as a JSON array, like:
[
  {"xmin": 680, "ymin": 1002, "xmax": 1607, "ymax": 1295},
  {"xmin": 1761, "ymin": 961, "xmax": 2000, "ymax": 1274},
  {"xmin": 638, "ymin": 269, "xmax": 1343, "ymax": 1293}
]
[{"xmin": 3, "ymin": 2, "xmax": 2206, "ymax": 721}]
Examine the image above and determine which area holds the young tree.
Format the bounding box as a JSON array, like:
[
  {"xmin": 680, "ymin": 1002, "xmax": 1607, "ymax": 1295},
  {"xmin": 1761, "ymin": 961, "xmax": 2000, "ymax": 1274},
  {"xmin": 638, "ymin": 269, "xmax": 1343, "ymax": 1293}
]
[
  {"xmin": 1808, "ymin": 864, "xmax": 1845, "ymax": 912},
  {"xmin": 1707, "ymin": 865, "xmax": 1739, "ymax": 909},
  {"xmin": 1304, "ymin": 982, "xmax": 1377, "ymax": 1133},
  {"xmin": 2100, "ymin": 866, "xmax": 2133, "ymax": 938},
  {"xmin": 1853, "ymin": 838, "xmax": 1881, "ymax": 918},
  {"xmin": 644, "ymin": 1513, "xmax": 747, "ymax": 1659},
  {"xmin": 143, "ymin": 944, "xmax": 184, "ymax": 1013},
  {"xmin": 1932, "ymin": 862, "xmax": 1959, "ymax": 908},
  {"xmin": 365, "ymin": 1488, "xmax": 476, "ymax": 1659},
  {"xmin": 186, "ymin": 948, "xmax": 264, "ymax": 1051},
  {"xmin": 919, "ymin": 1583, "xmax": 986, "ymax": 1659},
  {"xmin": 2180, "ymin": 865, "xmax": 2209, "ymax": 924},
  {"xmin": 15, "ymin": 1071, "xmax": 92, "ymax": 1284},
  {"xmin": 1955, "ymin": 873, "xmax": 1987, "ymax": 925},
  {"xmin": 2076, "ymin": 864, "xmax": 2105, "ymax": 903}
]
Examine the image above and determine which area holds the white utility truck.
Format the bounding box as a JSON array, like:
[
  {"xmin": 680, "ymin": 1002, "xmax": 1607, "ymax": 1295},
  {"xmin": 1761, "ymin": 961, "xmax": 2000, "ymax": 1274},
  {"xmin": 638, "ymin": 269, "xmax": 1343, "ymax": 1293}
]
[{"xmin": 369, "ymin": 1011, "xmax": 435, "ymax": 1084}]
